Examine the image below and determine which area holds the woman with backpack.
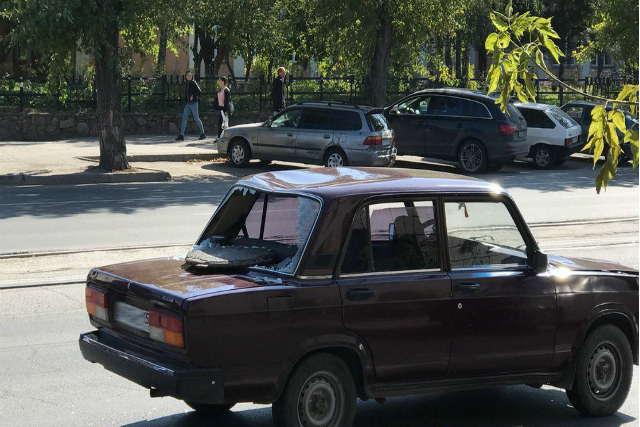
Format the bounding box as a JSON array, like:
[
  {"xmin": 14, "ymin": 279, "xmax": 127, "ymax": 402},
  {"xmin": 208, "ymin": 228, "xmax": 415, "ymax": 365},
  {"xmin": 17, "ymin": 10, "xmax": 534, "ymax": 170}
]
[
  {"xmin": 213, "ymin": 76, "xmax": 231, "ymax": 139},
  {"xmin": 175, "ymin": 71, "xmax": 206, "ymax": 141}
]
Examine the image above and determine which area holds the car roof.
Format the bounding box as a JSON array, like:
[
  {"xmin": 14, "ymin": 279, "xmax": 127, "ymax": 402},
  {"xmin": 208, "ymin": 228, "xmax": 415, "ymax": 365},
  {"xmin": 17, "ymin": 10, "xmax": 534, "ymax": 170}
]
[
  {"xmin": 514, "ymin": 102, "xmax": 557, "ymax": 111},
  {"xmin": 290, "ymin": 101, "xmax": 378, "ymax": 113},
  {"xmin": 237, "ymin": 167, "xmax": 506, "ymax": 201},
  {"xmin": 562, "ymin": 100, "xmax": 601, "ymax": 108},
  {"xmin": 411, "ymin": 88, "xmax": 491, "ymax": 100}
]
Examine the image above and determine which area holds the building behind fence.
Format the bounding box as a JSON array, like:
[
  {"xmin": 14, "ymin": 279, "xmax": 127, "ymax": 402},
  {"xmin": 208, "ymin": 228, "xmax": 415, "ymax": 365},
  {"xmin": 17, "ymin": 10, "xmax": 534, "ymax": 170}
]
[{"xmin": 0, "ymin": 74, "xmax": 636, "ymax": 113}]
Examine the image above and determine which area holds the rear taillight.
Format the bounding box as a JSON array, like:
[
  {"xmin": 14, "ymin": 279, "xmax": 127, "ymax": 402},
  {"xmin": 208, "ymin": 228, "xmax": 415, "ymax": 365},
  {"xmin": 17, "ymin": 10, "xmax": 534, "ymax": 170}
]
[
  {"xmin": 85, "ymin": 287, "xmax": 109, "ymax": 321},
  {"xmin": 363, "ymin": 136, "xmax": 382, "ymax": 145},
  {"xmin": 149, "ymin": 310, "xmax": 184, "ymax": 347},
  {"xmin": 499, "ymin": 124, "xmax": 517, "ymax": 135}
]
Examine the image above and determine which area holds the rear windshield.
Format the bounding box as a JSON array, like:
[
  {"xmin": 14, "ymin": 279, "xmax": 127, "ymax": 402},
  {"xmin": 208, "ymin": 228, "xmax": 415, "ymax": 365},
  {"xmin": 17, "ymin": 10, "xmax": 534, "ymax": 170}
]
[
  {"xmin": 548, "ymin": 107, "xmax": 579, "ymax": 129},
  {"xmin": 505, "ymin": 103, "xmax": 525, "ymax": 123},
  {"xmin": 367, "ymin": 113, "xmax": 389, "ymax": 131}
]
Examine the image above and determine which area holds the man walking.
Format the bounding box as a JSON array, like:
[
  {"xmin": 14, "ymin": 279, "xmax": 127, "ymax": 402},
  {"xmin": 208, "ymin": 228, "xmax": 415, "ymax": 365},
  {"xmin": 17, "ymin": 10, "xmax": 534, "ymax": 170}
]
[
  {"xmin": 271, "ymin": 67, "xmax": 286, "ymax": 116},
  {"xmin": 176, "ymin": 71, "xmax": 206, "ymax": 141}
]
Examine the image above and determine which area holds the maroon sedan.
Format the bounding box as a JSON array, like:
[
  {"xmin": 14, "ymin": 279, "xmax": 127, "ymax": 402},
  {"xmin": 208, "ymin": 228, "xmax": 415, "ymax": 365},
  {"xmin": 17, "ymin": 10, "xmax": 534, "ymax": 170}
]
[{"xmin": 80, "ymin": 167, "xmax": 638, "ymax": 427}]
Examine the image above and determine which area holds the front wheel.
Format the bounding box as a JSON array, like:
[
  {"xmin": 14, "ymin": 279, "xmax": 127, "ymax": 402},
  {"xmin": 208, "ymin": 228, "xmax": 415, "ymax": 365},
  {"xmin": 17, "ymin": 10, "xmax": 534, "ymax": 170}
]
[
  {"xmin": 229, "ymin": 139, "xmax": 251, "ymax": 168},
  {"xmin": 458, "ymin": 140, "xmax": 487, "ymax": 174},
  {"xmin": 272, "ymin": 354, "xmax": 357, "ymax": 427},
  {"xmin": 566, "ymin": 325, "xmax": 633, "ymax": 417}
]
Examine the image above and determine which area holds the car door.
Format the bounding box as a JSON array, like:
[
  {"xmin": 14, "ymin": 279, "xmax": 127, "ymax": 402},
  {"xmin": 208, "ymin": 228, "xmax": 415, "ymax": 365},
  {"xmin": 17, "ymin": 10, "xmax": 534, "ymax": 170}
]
[
  {"xmin": 423, "ymin": 96, "xmax": 467, "ymax": 158},
  {"xmin": 443, "ymin": 197, "xmax": 556, "ymax": 377},
  {"xmin": 385, "ymin": 95, "xmax": 430, "ymax": 156},
  {"xmin": 337, "ymin": 199, "xmax": 452, "ymax": 382},
  {"xmin": 296, "ymin": 108, "xmax": 335, "ymax": 161},
  {"xmin": 258, "ymin": 108, "xmax": 303, "ymax": 160}
]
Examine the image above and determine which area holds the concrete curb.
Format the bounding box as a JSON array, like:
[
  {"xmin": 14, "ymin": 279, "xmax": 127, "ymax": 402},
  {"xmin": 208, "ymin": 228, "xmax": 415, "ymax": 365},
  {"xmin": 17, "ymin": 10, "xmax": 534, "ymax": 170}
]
[
  {"xmin": 0, "ymin": 277, "xmax": 86, "ymax": 290},
  {"xmin": 0, "ymin": 169, "xmax": 171, "ymax": 186},
  {"xmin": 78, "ymin": 153, "xmax": 225, "ymax": 163}
]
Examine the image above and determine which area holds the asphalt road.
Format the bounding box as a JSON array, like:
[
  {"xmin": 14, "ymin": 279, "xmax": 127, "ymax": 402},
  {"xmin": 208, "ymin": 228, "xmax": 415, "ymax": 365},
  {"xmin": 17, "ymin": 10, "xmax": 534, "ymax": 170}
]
[{"xmin": 0, "ymin": 156, "xmax": 638, "ymax": 426}]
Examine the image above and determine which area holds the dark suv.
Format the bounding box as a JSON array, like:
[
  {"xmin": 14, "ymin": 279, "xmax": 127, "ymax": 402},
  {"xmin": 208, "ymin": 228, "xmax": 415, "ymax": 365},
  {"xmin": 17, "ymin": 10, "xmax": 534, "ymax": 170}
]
[{"xmin": 384, "ymin": 88, "xmax": 528, "ymax": 173}]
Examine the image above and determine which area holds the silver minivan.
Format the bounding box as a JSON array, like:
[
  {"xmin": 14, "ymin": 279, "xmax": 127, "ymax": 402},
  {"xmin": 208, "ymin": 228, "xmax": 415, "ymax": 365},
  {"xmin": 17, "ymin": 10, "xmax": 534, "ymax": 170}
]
[{"xmin": 217, "ymin": 102, "xmax": 396, "ymax": 167}]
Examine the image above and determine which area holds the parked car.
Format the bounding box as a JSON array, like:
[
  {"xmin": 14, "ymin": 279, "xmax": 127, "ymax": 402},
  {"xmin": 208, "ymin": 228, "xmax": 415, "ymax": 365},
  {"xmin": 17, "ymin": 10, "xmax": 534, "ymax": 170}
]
[
  {"xmin": 561, "ymin": 100, "xmax": 639, "ymax": 162},
  {"xmin": 515, "ymin": 102, "xmax": 582, "ymax": 169},
  {"xmin": 217, "ymin": 102, "xmax": 396, "ymax": 167},
  {"xmin": 384, "ymin": 88, "xmax": 528, "ymax": 173},
  {"xmin": 80, "ymin": 167, "xmax": 638, "ymax": 427}
]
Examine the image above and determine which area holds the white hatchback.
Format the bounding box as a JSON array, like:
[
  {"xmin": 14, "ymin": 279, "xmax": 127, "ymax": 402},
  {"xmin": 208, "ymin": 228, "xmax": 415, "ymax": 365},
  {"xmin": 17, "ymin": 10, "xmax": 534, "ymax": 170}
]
[{"xmin": 515, "ymin": 103, "xmax": 582, "ymax": 169}]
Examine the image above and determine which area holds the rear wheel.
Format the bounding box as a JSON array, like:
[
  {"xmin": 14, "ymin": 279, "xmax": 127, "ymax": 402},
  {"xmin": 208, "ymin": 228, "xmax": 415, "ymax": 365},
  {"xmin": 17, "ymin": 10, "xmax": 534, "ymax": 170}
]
[
  {"xmin": 186, "ymin": 402, "xmax": 235, "ymax": 415},
  {"xmin": 458, "ymin": 140, "xmax": 487, "ymax": 174},
  {"xmin": 272, "ymin": 354, "xmax": 357, "ymax": 427},
  {"xmin": 323, "ymin": 148, "xmax": 348, "ymax": 167},
  {"xmin": 532, "ymin": 145, "xmax": 554, "ymax": 169},
  {"xmin": 229, "ymin": 139, "xmax": 251, "ymax": 168},
  {"xmin": 566, "ymin": 325, "xmax": 633, "ymax": 417}
]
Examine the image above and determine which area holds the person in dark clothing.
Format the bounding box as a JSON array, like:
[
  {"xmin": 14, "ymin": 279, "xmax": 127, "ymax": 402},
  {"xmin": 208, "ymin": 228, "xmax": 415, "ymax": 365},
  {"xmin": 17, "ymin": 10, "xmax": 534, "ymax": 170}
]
[
  {"xmin": 213, "ymin": 76, "xmax": 231, "ymax": 138},
  {"xmin": 175, "ymin": 71, "xmax": 206, "ymax": 141},
  {"xmin": 271, "ymin": 67, "xmax": 286, "ymax": 116}
]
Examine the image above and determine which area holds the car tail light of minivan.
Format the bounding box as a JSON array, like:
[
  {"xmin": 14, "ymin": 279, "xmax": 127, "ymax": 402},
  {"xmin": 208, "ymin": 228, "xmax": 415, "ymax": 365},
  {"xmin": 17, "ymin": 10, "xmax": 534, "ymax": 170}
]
[
  {"xmin": 363, "ymin": 136, "xmax": 382, "ymax": 145},
  {"xmin": 149, "ymin": 310, "xmax": 184, "ymax": 348},
  {"xmin": 499, "ymin": 124, "xmax": 517, "ymax": 135},
  {"xmin": 85, "ymin": 287, "xmax": 109, "ymax": 322}
]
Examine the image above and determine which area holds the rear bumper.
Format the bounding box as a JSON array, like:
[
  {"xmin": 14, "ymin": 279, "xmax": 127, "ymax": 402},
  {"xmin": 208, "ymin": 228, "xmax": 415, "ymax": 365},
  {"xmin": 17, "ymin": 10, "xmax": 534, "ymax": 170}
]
[
  {"xmin": 79, "ymin": 330, "xmax": 224, "ymax": 404},
  {"xmin": 346, "ymin": 146, "xmax": 397, "ymax": 166}
]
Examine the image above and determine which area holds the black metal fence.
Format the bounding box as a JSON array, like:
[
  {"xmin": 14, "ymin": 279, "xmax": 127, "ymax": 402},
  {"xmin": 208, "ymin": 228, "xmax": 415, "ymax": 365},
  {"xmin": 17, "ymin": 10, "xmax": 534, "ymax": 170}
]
[{"xmin": 0, "ymin": 74, "xmax": 636, "ymax": 112}]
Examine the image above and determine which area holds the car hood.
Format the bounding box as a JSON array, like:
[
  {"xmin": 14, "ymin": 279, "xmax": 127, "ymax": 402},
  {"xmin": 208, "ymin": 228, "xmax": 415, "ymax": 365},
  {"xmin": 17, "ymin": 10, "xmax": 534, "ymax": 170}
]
[
  {"xmin": 93, "ymin": 257, "xmax": 269, "ymax": 297},
  {"xmin": 548, "ymin": 254, "xmax": 638, "ymax": 275},
  {"xmin": 225, "ymin": 122, "xmax": 264, "ymax": 132}
]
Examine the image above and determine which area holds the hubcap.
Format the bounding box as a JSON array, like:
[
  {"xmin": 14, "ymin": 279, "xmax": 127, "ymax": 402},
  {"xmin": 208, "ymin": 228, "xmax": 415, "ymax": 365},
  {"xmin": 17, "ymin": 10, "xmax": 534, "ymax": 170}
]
[
  {"xmin": 587, "ymin": 343, "xmax": 621, "ymax": 400},
  {"xmin": 297, "ymin": 371, "xmax": 342, "ymax": 427},
  {"xmin": 460, "ymin": 144, "xmax": 483, "ymax": 172},
  {"xmin": 326, "ymin": 153, "xmax": 344, "ymax": 167},
  {"xmin": 231, "ymin": 145, "xmax": 245, "ymax": 164},
  {"xmin": 535, "ymin": 149, "xmax": 551, "ymax": 167}
]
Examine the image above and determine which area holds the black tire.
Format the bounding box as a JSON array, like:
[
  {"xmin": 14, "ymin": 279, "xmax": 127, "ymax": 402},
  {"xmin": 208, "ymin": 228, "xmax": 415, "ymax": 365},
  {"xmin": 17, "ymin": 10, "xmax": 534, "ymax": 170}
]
[
  {"xmin": 323, "ymin": 148, "xmax": 348, "ymax": 167},
  {"xmin": 457, "ymin": 140, "xmax": 488, "ymax": 174},
  {"xmin": 228, "ymin": 139, "xmax": 251, "ymax": 168},
  {"xmin": 186, "ymin": 402, "xmax": 235, "ymax": 415},
  {"xmin": 272, "ymin": 353, "xmax": 357, "ymax": 427},
  {"xmin": 566, "ymin": 325, "xmax": 633, "ymax": 417},
  {"xmin": 532, "ymin": 145, "xmax": 554, "ymax": 169}
]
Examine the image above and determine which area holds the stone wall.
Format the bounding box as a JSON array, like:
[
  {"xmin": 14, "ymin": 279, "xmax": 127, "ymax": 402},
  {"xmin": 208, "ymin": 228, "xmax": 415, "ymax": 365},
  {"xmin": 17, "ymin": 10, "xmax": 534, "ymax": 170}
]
[{"xmin": 0, "ymin": 110, "xmax": 271, "ymax": 141}]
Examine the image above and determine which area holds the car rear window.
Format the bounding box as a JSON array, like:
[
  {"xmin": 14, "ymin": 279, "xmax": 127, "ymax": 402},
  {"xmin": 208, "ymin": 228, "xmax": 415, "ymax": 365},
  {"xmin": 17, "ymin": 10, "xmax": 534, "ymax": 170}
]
[
  {"xmin": 331, "ymin": 111, "xmax": 362, "ymax": 131},
  {"xmin": 548, "ymin": 107, "xmax": 579, "ymax": 129},
  {"xmin": 517, "ymin": 107, "xmax": 555, "ymax": 129},
  {"xmin": 505, "ymin": 103, "xmax": 525, "ymax": 123},
  {"xmin": 366, "ymin": 113, "xmax": 389, "ymax": 131}
]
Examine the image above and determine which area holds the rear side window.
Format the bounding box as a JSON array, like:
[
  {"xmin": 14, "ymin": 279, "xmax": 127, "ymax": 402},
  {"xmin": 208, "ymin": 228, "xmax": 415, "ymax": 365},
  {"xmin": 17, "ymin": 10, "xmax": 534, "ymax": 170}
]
[
  {"xmin": 549, "ymin": 107, "xmax": 578, "ymax": 129},
  {"xmin": 563, "ymin": 106, "xmax": 584, "ymax": 123},
  {"xmin": 517, "ymin": 108, "xmax": 555, "ymax": 129},
  {"xmin": 366, "ymin": 113, "xmax": 389, "ymax": 131},
  {"xmin": 331, "ymin": 111, "xmax": 362, "ymax": 131},
  {"xmin": 299, "ymin": 109, "xmax": 333, "ymax": 130},
  {"xmin": 463, "ymin": 99, "xmax": 491, "ymax": 118}
]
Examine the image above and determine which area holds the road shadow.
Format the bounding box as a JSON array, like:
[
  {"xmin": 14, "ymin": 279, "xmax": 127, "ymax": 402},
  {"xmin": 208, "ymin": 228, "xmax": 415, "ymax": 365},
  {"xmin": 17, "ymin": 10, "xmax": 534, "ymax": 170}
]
[{"xmin": 120, "ymin": 386, "xmax": 635, "ymax": 427}]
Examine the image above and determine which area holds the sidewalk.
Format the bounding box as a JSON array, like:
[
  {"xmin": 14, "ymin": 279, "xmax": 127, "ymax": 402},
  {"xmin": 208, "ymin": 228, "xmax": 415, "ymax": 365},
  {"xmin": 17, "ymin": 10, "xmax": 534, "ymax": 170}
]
[{"xmin": 0, "ymin": 135, "xmax": 228, "ymax": 185}]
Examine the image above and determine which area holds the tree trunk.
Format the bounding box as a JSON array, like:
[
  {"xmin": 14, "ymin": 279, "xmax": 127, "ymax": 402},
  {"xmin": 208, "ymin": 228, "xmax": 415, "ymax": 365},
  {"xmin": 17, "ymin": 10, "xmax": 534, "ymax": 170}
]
[
  {"xmin": 367, "ymin": 5, "xmax": 392, "ymax": 107},
  {"xmin": 244, "ymin": 54, "xmax": 253, "ymax": 92},
  {"xmin": 596, "ymin": 51, "xmax": 604, "ymax": 79},
  {"xmin": 476, "ymin": 42, "xmax": 487, "ymax": 76},
  {"xmin": 444, "ymin": 36, "xmax": 452, "ymax": 70},
  {"xmin": 156, "ymin": 27, "xmax": 168, "ymax": 75},
  {"xmin": 455, "ymin": 32, "xmax": 462, "ymax": 80},
  {"xmin": 213, "ymin": 39, "xmax": 230, "ymax": 77},
  {"xmin": 95, "ymin": 0, "xmax": 128, "ymax": 172},
  {"xmin": 462, "ymin": 45, "xmax": 470, "ymax": 87}
]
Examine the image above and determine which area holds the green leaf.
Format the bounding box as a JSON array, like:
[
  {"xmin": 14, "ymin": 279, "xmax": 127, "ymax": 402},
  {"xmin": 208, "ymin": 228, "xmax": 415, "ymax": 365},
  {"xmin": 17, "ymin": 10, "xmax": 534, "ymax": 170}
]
[
  {"xmin": 608, "ymin": 109, "xmax": 626, "ymax": 133},
  {"xmin": 490, "ymin": 12, "xmax": 508, "ymax": 31},
  {"xmin": 485, "ymin": 33, "xmax": 498, "ymax": 52},
  {"xmin": 605, "ymin": 122, "xmax": 620, "ymax": 148},
  {"xmin": 535, "ymin": 48, "xmax": 545, "ymax": 67},
  {"xmin": 595, "ymin": 162, "xmax": 614, "ymax": 194},
  {"xmin": 498, "ymin": 32, "xmax": 511, "ymax": 48},
  {"xmin": 524, "ymin": 72, "xmax": 536, "ymax": 100},
  {"xmin": 542, "ymin": 35, "xmax": 564, "ymax": 62},
  {"xmin": 487, "ymin": 65, "xmax": 501, "ymax": 94}
]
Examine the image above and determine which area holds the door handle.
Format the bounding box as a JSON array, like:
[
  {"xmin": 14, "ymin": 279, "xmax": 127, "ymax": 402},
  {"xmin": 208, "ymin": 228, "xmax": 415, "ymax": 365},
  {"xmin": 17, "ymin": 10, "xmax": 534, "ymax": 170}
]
[
  {"xmin": 323, "ymin": 134, "xmax": 331, "ymax": 139},
  {"xmin": 454, "ymin": 282, "xmax": 480, "ymax": 293},
  {"xmin": 287, "ymin": 133, "xmax": 294, "ymax": 137},
  {"xmin": 346, "ymin": 287, "xmax": 376, "ymax": 302}
]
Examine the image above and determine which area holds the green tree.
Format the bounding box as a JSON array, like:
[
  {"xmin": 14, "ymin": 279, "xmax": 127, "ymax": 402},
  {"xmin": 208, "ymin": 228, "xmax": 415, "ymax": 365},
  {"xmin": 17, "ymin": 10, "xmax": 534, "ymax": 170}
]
[
  {"xmin": 484, "ymin": 1, "xmax": 639, "ymax": 192},
  {"xmin": 2, "ymin": 0, "xmax": 190, "ymax": 171}
]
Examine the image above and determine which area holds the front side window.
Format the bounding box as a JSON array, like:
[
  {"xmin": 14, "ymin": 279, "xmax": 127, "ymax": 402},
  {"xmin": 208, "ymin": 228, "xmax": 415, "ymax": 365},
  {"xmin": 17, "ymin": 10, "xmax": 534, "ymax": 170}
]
[
  {"xmin": 395, "ymin": 96, "xmax": 430, "ymax": 115},
  {"xmin": 272, "ymin": 109, "xmax": 303, "ymax": 128},
  {"xmin": 445, "ymin": 201, "xmax": 527, "ymax": 269},
  {"xmin": 341, "ymin": 200, "xmax": 439, "ymax": 274},
  {"xmin": 199, "ymin": 187, "xmax": 320, "ymax": 274}
]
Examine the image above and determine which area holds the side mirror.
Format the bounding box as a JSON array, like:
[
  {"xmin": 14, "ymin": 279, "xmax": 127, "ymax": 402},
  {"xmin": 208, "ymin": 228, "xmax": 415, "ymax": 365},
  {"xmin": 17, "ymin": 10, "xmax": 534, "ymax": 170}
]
[
  {"xmin": 389, "ymin": 105, "xmax": 399, "ymax": 115},
  {"xmin": 532, "ymin": 250, "xmax": 548, "ymax": 274},
  {"xmin": 264, "ymin": 119, "xmax": 273, "ymax": 127}
]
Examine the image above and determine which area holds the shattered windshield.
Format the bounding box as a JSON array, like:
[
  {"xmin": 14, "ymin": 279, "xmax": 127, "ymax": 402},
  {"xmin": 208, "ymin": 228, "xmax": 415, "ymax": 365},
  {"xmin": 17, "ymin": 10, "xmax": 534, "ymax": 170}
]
[{"xmin": 190, "ymin": 186, "xmax": 321, "ymax": 274}]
